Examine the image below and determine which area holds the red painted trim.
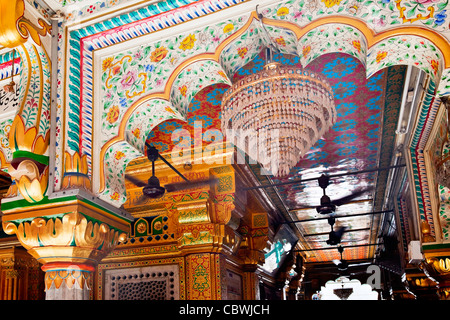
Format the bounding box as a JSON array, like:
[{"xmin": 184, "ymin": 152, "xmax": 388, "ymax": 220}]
[{"xmin": 41, "ymin": 262, "xmax": 96, "ymax": 273}]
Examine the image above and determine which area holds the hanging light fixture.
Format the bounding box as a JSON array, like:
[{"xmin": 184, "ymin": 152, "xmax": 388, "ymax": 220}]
[
  {"xmin": 436, "ymin": 98, "xmax": 450, "ymax": 189},
  {"xmin": 3, "ymin": 49, "xmax": 16, "ymax": 93},
  {"xmin": 221, "ymin": 14, "xmax": 336, "ymax": 177}
]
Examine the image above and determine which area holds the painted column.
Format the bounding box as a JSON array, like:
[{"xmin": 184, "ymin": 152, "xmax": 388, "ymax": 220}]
[
  {"xmin": 1, "ymin": 199, "xmax": 131, "ymax": 300},
  {"xmin": 42, "ymin": 263, "xmax": 93, "ymax": 300},
  {"xmin": 173, "ymin": 164, "xmax": 241, "ymax": 299},
  {"xmin": 237, "ymin": 212, "xmax": 269, "ymax": 300},
  {"xmin": 0, "ymin": 247, "xmax": 44, "ymax": 300}
]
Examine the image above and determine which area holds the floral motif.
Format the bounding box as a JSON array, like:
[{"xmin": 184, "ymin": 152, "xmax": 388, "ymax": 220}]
[
  {"xmin": 102, "ymin": 57, "xmax": 114, "ymax": 72},
  {"xmin": 223, "ymin": 23, "xmax": 234, "ymax": 33},
  {"xmin": 347, "ymin": 2, "xmax": 362, "ymax": 14},
  {"xmin": 217, "ymin": 70, "xmax": 227, "ymax": 79},
  {"xmin": 302, "ymin": 45, "xmax": 311, "ymax": 58},
  {"xmin": 106, "ymin": 105, "xmax": 120, "ymax": 124},
  {"xmin": 275, "ymin": 36, "xmax": 286, "ymax": 47},
  {"xmin": 430, "ymin": 59, "xmax": 439, "ymax": 74},
  {"xmin": 434, "ymin": 10, "xmax": 447, "ymax": 26},
  {"xmin": 132, "ymin": 128, "xmax": 141, "ymax": 139},
  {"xmin": 237, "ymin": 47, "xmax": 248, "ymax": 59},
  {"xmin": 111, "ymin": 65, "xmax": 121, "ymax": 75},
  {"xmin": 179, "ymin": 34, "xmax": 196, "ymax": 51},
  {"xmin": 321, "ymin": 0, "xmax": 342, "ymax": 8},
  {"xmin": 114, "ymin": 150, "xmax": 125, "ymax": 160},
  {"xmin": 165, "ymin": 106, "xmax": 177, "ymax": 115},
  {"xmin": 110, "ymin": 192, "xmax": 120, "ymax": 201},
  {"xmin": 352, "ymin": 40, "xmax": 361, "ymax": 53},
  {"xmin": 150, "ymin": 46, "xmax": 168, "ymax": 62},
  {"xmin": 120, "ymin": 70, "xmax": 137, "ymax": 90},
  {"xmin": 179, "ymin": 85, "xmax": 188, "ymax": 97},
  {"xmin": 376, "ymin": 51, "xmax": 388, "ymax": 63},
  {"xmin": 276, "ymin": 7, "xmax": 289, "ymax": 17}
]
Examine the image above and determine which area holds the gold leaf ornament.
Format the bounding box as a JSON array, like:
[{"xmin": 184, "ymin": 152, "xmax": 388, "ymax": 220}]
[{"xmin": 8, "ymin": 160, "xmax": 49, "ymax": 203}]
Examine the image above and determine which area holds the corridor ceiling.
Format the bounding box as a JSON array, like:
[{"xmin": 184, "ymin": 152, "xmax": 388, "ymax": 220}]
[{"xmin": 142, "ymin": 50, "xmax": 408, "ymax": 264}]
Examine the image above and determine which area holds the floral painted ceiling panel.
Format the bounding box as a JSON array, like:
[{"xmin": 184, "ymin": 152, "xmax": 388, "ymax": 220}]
[{"xmin": 146, "ymin": 83, "xmax": 228, "ymax": 153}]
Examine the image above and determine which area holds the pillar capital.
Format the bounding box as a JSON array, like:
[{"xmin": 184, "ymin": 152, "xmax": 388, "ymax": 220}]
[{"xmin": 1, "ymin": 196, "xmax": 131, "ymax": 299}]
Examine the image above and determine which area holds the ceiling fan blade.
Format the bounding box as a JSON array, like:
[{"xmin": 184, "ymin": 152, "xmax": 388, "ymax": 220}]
[
  {"xmin": 348, "ymin": 262, "xmax": 373, "ymax": 268},
  {"xmin": 290, "ymin": 204, "xmax": 317, "ymax": 211},
  {"xmin": 134, "ymin": 192, "xmax": 149, "ymax": 205},
  {"xmin": 332, "ymin": 187, "xmax": 373, "ymax": 207},
  {"xmin": 332, "ymin": 259, "xmax": 341, "ymax": 266},
  {"xmin": 335, "ymin": 226, "xmax": 347, "ymax": 239},
  {"xmin": 349, "ymin": 271, "xmax": 368, "ymax": 276},
  {"xmin": 165, "ymin": 177, "xmax": 218, "ymax": 193},
  {"xmin": 125, "ymin": 174, "xmax": 147, "ymax": 188}
]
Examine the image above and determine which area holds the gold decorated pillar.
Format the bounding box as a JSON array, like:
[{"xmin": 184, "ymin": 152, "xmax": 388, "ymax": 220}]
[
  {"xmin": 1, "ymin": 198, "xmax": 131, "ymax": 299},
  {"xmin": 423, "ymin": 254, "xmax": 450, "ymax": 299},
  {"xmin": 237, "ymin": 212, "xmax": 269, "ymax": 300},
  {"xmin": 172, "ymin": 164, "xmax": 241, "ymax": 299},
  {"xmin": 0, "ymin": 246, "xmax": 44, "ymax": 300},
  {"xmin": 238, "ymin": 212, "xmax": 269, "ymax": 270}
]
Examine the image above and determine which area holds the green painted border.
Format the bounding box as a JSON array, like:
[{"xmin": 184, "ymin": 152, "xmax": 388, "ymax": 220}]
[
  {"xmin": 12, "ymin": 151, "xmax": 49, "ymax": 165},
  {"xmin": 1, "ymin": 194, "xmax": 133, "ymax": 227},
  {"xmin": 422, "ymin": 243, "xmax": 450, "ymax": 251}
]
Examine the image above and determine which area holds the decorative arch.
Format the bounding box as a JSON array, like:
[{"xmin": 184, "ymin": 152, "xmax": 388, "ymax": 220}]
[
  {"xmin": 218, "ymin": 18, "xmax": 265, "ymax": 78},
  {"xmin": 169, "ymin": 59, "xmax": 232, "ymax": 115},
  {"xmin": 296, "ymin": 23, "xmax": 368, "ymax": 69},
  {"xmin": 366, "ymin": 35, "xmax": 444, "ymax": 82},
  {"xmin": 124, "ymin": 98, "xmax": 185, "ymax": 154},
  {"xmin": 98, "ymin": 98, "xmax": 185, "ymax": 206}
]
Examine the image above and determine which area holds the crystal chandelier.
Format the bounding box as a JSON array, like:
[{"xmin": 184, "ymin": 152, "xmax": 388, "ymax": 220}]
[
  {"xmin": 436, "ymin": 98, "xmax": 450, "ymax": 189},
  {"xmin": 221, "ymin": 51, "xmax": 336, "ymax": 177}
]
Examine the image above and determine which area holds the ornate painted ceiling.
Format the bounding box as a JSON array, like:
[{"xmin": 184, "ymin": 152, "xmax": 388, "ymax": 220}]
[
  {"xmin": 142, "ymin": 49, "xmax": 406, "ymax": 263},
  {"xmin": 1, "ymin": 0, "xmax": 450, "ymax": 269}
]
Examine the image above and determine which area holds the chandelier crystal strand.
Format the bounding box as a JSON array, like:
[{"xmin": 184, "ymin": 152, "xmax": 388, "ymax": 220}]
[{"xmin": 222, "ymin": 62, "xmax": 336, "ymax": 177}]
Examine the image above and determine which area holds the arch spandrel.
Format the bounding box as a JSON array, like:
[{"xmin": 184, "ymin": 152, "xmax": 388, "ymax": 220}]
[
  {"xmin": 366, "ymin": 35, "xmax": 445, "ymax": 84},
  {"xmin": 297, "ymin": 23, "xmax": 368, "ymax": 69},
  {"xmin": 99, "ymin": 141, "xmax": 142, "ymax": 206},
  {"xmin": 124, "ymin": 98, "xmax": 185, "ymax": 155},
  {"xmin": 98, "ymin": 98, "xmax": 185, "ymax": 207},
  {"xmin": 218, "ymin": 19, "xmax": 266, "ymax": 79},
  {"xmin": 169, "ymin": 60, "xmax": 232, "ymax": 115}
]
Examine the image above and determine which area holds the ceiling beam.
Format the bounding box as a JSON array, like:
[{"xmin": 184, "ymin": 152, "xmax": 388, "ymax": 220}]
[
  {"xmin": 293, "ymin": 242, "xmax": 382, "ymax": 252},
  {"xmin": 289, "ymin": 198, "xmax": 370, "ymax": 212},
  {"xmin": 303, "ymin": 227, "xmax": 370, "ymax": 237},
  {"xmin": 281, "ymin": 209, "xmax": 392, "ymax": 224},
  {"xmin": 243, "ymin": 164, "xmax": 406, "ymax": 191}
]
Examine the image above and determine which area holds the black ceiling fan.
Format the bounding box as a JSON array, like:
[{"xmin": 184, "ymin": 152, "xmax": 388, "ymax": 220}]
[
  {"xmin": 125, "ymin": 143, "xmax": 217, "ymax": 199},
  {"xmin": 326, "ymin": 216, "xmax": 347, "ymax": 246},
  {"xmin": 314, "ymin": 174, "xmax": 373, "ymax": 215},
  {"xmin": 332, "ymin": 245, "xmax": 372, "ymax": 271}
]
